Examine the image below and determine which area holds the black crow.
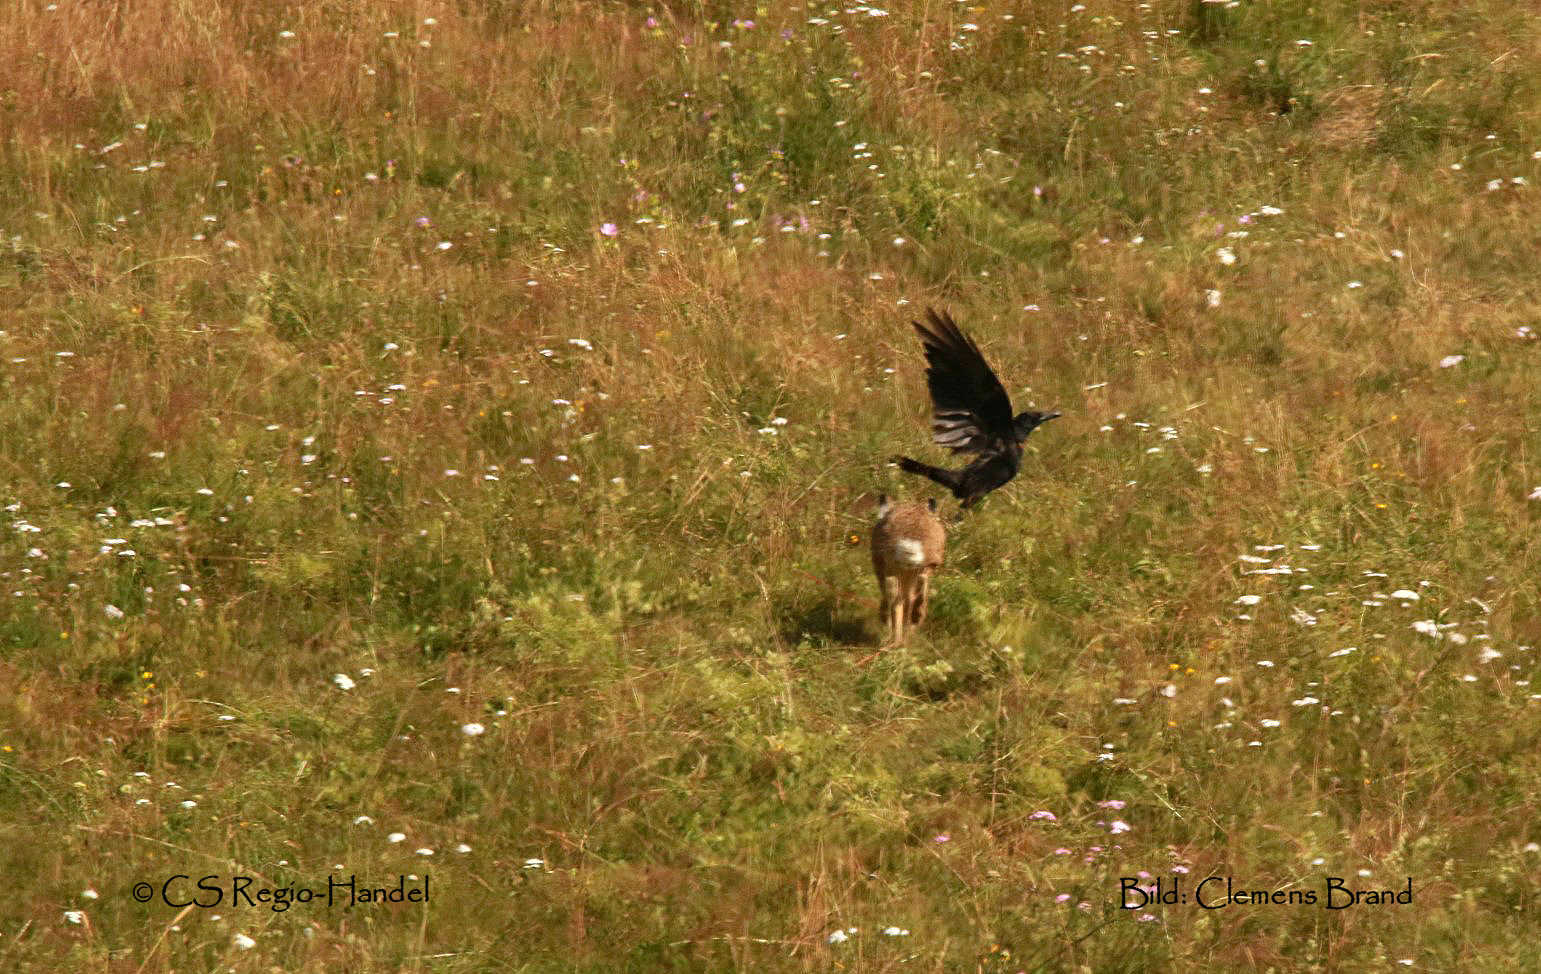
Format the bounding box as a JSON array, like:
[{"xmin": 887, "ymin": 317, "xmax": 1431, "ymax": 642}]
[{"xmin": 894, "ymin": 308, "xmax": 1060, "ymax": 508}]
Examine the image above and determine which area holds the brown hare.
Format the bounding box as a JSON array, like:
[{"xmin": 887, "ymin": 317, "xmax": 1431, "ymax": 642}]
[{"xmin": 870, "ymin": 494, "xmax": 946, "ymax": 647}]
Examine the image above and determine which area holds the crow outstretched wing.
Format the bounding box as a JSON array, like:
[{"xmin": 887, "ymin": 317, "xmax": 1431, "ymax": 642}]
[{"xmin": 912, "ymin": 308, "xmax": 1015, "ymax": 454}]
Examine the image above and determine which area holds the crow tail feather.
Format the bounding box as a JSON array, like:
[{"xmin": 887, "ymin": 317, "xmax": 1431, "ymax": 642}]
[{"xmin": 893, "ymin": 456, "xmax": 964, "ymax": 498}]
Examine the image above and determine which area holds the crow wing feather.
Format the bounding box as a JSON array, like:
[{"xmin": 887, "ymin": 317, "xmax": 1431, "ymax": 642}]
[{"xmin": 912, "ymin": 308, "xmax": 1015, "ymax": 454}]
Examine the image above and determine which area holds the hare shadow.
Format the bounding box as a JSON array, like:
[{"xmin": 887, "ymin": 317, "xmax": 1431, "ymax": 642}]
[{"xmin": 775, "ymin": 594, "xmax": 874, "ymax": 648}]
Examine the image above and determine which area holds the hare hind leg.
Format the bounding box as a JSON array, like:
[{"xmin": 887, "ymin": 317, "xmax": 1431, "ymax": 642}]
[
  {"xmin": 909, "ymin": 569, "xmax": 934, "ymax": 627},
  {"xmin": 882, "ymin": 574, "xmax": 907, "ymax": 646}
]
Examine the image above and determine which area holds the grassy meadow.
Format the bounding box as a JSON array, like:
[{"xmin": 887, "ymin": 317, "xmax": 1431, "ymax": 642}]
[{"xmin": 5, "ymin": 0, "xmax": 1541, "ymax": 969}]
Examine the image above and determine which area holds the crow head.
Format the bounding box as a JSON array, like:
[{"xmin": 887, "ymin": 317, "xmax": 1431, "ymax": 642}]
[{"xmin": 1012, "ymin": 410, "xmax": 1061, "ymax": 442}]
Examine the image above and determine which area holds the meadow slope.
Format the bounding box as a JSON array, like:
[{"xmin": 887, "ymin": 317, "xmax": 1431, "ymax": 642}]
[{"xmin": 3, "ymin": 1, "xmax": 1541, "ymax": 971}]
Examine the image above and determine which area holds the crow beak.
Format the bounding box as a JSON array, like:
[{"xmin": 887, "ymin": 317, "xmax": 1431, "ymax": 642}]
[{"xmin": 1044, "ymin": 412, "xmax": 1063, "ymax": 422}]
